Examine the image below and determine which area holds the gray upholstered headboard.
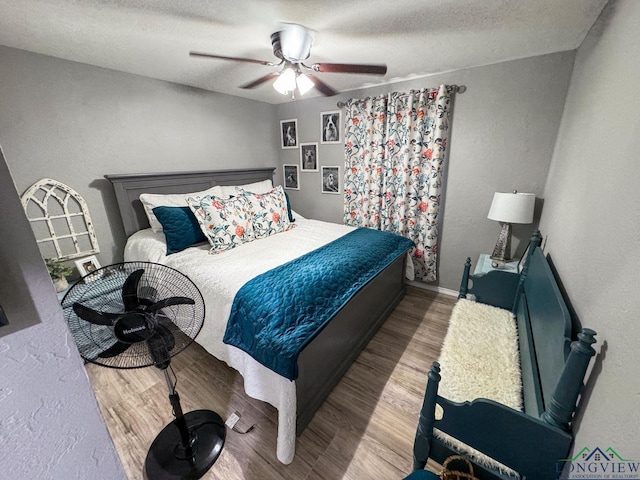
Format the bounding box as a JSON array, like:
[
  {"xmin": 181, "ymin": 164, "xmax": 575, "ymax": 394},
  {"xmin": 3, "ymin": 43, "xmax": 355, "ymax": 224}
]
[{"xmin": 105, "ymin": 168, "xmax": 276, "ymax": 237}]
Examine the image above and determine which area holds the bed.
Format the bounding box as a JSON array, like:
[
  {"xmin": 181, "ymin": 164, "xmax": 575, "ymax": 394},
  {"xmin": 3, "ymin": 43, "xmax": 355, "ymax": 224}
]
[{"xmin": 105, "ymin": 168, "xmax": 411, "ymax": 464}]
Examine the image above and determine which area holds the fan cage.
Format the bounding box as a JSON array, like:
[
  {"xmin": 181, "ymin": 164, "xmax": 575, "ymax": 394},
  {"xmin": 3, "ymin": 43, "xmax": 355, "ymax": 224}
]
[{"xmin": 62, "ymin": 262, "xmax": 205, "ymax": 369}]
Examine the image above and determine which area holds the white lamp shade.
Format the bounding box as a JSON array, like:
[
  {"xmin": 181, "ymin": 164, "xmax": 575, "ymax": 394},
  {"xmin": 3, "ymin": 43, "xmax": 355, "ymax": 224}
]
[
  {"xmin": 273, "ymin": 67, "xmax": 296, "ymax": 94},
  {"xmin": 487, "ymin": 192, "xmax": 535, "ymax": 224},
  {"xmin": 296, "ymin": 74, "xmax": 314, "ymax": 95}
]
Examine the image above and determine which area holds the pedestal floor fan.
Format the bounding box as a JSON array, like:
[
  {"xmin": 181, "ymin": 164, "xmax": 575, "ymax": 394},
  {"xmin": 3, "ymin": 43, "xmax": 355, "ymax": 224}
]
[{"xmin": 62, "ymin": 261, "xmax": 225, "ymax": 479}]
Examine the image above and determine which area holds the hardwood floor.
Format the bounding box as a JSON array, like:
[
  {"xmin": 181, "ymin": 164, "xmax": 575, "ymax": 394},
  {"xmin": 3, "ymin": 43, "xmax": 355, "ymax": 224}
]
[{"xmin": 86, "ymin": 286, "xmax": 455, "ymax": 480}]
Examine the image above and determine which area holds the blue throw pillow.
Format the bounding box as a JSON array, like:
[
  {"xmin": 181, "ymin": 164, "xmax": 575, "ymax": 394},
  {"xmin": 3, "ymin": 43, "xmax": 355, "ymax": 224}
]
[
  {"xmin": 284, "ymin": 191, "xmax": 295, "ymax": 222},
  {"xmin": 152, "ymin": 206, "xmax": 207, "ymax": 254}
]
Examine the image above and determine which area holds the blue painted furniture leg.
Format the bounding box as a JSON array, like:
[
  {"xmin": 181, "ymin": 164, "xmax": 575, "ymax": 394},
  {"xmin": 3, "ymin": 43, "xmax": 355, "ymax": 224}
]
[
  {"xmin": 413, "ymin": 362, "xmax": 441, "ymax": 471},
  {"xmin": 458, "ymin": 258, "xmax": 472, "ymax": 299},
  {"xmin": 542, "ymin": 328, "xmax": 597, "ymax": 430}
]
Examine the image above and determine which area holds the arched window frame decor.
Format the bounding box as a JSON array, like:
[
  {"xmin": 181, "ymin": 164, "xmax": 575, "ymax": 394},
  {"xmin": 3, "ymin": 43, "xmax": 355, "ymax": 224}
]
[{"xmin": 21, "ymin": 178, "xmax": 100, "ymax": 260}]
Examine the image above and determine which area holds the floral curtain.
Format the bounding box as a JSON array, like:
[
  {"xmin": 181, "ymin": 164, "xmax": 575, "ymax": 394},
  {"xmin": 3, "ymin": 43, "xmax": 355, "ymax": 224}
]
[{"xmin": 343, "ymin": 85, "xmax": 451, "ymax": 282}]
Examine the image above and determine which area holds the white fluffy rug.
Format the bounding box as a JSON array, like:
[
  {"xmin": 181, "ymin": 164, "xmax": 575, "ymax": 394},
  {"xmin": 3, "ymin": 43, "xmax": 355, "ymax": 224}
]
[{"xmin": 434, "ymin": 298, "xmax": 523, "ymax": 477}]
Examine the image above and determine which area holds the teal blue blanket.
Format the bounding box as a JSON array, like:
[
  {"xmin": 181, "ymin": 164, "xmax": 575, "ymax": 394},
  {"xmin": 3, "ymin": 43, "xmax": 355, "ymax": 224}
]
[{"xmin": 223, "ymin": 227, "xmax": 414, "ymax": 380}]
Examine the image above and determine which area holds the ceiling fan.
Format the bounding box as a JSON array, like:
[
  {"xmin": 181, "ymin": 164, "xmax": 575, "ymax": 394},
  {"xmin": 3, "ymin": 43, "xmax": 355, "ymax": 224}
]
[{"xmin": 189, "ymin": 23, "xmax": 387, "ymax": 97}]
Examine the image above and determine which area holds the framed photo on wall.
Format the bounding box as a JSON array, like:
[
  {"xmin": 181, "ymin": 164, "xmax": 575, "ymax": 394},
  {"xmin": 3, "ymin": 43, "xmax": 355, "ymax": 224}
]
[
  {"xmin": 300, "ymin": 142, "xmax": 319, "ymax": 171},
  {"xmin": 283, "ymin": 164, "xmax": 300, "ymax": 190},
  {"xmin": 320, "ymin": 110, "xmax": 341, "ymax": 144},
  {"xmin": 280, "ymin": 118, "xmax": 298, "ymax": 149},
  {"xmin": 321, "ymin": 166, "xmax": 340, "ymax": 194}
]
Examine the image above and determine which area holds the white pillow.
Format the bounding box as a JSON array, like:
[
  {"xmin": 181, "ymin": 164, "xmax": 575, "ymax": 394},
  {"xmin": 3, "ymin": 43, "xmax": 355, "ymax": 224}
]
[
  {"xmin": 140, "ymin": 185, "xmax": 224, "ymax": 233},
  {"xmin": 139, "ymin": 180, "xmax": 273, "ymax": 233},
  {"xmin": 219, "ymin": 179, "xmax": 273, "ymax": 198}
]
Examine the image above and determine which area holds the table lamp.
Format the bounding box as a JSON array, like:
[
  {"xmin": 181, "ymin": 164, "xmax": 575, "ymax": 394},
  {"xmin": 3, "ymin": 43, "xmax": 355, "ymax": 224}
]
[{"xmin": 487, "ymin": 191, "xmax": 535, "ymax": 262}]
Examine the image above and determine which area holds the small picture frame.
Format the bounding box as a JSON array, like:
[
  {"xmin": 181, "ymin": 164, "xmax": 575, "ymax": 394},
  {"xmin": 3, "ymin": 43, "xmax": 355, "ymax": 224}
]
[
  {"xmin": 321, "ymin": 166, "xmax": 340, "ymax": 194},
  {"xmin": 320, "ymin": 110, "xmax": 341, "ymax": 144},
  {"xmin": 280, "ymin": 118, "xmax": 298, "ymax": 149},
  {"xmin": 75, "ymin": 255, "xmax": 101, "ymax": 280},
  {"xmin": 300, "ymin": 142, "xmax": 319, "ymax": 171},
  {"xmin": 283, "ymin": 164, "xmax": 300, "ymax": 190}
]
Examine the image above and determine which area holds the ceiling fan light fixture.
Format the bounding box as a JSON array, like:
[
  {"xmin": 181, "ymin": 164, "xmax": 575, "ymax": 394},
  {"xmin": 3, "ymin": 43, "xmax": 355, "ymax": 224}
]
[
  {"xmin": 296, "ymin": 73, "xmax": 314, "ymax": 95},
  {"xmin": 273, "ymin": 67, "xmax": 296, "ymax": 95},
  {"xmin": 191, "ymin": 23, "xmax": 387, "ymax": 98},
  {"xmin": 279, "ymin": 23, "xmax": 313, "ymax": 62}
]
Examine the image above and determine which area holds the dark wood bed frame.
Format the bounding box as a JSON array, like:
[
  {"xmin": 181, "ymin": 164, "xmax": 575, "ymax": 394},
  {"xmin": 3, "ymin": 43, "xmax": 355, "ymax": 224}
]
[
  {"xmin": 411, "ymin": 232, "xmax": 597, "ymax": 480},
  {"xmin": 105, "ymin": 168, "xmax": 408, "ymax": 436}
]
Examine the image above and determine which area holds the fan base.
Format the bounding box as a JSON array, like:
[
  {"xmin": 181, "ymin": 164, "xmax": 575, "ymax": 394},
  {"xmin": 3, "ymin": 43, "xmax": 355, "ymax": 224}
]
[{"xmin": 145, "ymin": 409, "xmax": 226, "ymax": 480}]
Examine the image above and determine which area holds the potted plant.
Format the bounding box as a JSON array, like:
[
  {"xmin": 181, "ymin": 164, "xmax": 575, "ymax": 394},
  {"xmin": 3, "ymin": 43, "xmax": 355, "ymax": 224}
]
[{"xmin": 45, "ymin": 257, "xmax": 73, "ymax": 293}]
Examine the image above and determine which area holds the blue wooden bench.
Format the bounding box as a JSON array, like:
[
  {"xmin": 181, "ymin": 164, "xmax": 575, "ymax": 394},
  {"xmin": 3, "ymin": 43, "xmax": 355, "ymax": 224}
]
[{"xmin": 408, "ymin": 231, "xmax": 597, "ymax": 480}]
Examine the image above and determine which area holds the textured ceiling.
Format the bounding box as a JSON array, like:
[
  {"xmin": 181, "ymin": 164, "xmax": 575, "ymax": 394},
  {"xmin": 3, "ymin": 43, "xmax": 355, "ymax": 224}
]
[{"xmin": 0, "ymin": 0, "xmax": 608, "ymax": 104}]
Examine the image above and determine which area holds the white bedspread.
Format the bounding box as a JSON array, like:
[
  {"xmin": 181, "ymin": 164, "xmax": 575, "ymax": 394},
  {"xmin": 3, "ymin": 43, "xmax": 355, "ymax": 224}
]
[{"xmin": 124, "ymin": 216, "xmax": 356, "ymax": 464}]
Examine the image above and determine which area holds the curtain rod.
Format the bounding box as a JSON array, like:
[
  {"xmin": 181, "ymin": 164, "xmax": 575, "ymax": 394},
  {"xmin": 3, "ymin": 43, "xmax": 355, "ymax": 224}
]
[{"xmin": 335, "ymin": 84, "xmax": 466, "ymax": 108}]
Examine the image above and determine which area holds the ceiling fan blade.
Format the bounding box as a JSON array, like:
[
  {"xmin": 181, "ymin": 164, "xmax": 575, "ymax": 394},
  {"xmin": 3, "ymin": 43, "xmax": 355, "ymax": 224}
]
[
  {"xmin": 240, "ymin": 72, "xmax": 279, "ymax": 89},
  {"xmin": 308, "ymin": 75, "xmax": 338, "ymax": 96},
  {"xmin": 147, "ymin": 296, "xmax": 195, "ymax": 314},
  {"xmin": 73, "ymin": 302, "xmax": 120, "ymax": 326},
  {"xmin": 98, "ymin": 341, "xmax": 131, "ymax": 358},
  {"xmin": 190, "ymin": 51, "xmax": 273, "ymax": 66},
  {"xmin": 312, "ymin": 63, "xmax": 387, "ymax": 75},
  {"xmin": 147, "ymin": 324, "xmax": 176, "ymax": 366},
  {"xmin": 122, "ymin": 269, "xmax": 144, "ymax": 311}
]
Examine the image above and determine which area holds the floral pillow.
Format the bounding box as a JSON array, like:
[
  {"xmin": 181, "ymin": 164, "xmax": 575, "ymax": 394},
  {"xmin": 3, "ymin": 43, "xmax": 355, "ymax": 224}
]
[
  {"xmin": 186, "ymin": 195, "xmax": 254, "ymax": 254},
  {"xmin": 236, "ymin": 185, "xmax": 292, "ymax": 239}
]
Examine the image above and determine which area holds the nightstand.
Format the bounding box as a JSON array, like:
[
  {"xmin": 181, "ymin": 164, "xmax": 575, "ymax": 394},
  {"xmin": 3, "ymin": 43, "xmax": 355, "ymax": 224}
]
[{"xmin": 474, "ymin": 254, "xmax": 519, "ymax": 275}]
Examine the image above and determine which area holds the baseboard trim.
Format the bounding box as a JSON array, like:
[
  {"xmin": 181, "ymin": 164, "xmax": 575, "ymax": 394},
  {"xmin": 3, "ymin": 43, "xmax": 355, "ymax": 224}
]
[{"xmin": 407, "ymin": 280, "xmax": 458, "ymax": 297}]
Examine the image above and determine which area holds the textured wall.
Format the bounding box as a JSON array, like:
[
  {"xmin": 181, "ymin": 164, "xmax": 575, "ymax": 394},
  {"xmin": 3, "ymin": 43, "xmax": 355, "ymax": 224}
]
[
  {"xmin": 539, "ymin": 0, "xmax": 640, "ymax": 461},
  {"xmin": 276, "ymin": 52, "xmax": 575, "ymax": 290},
  {"xmin": 0, "ymin": 45, "xmax": 574, "ymax": 292},
  {"xmin": 0, "ymin": 45, "xmax": 279, "ymax": 270},
  {"xmin": 0, "ymin": 146, "xmax": 125, "ymax": 479}
]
